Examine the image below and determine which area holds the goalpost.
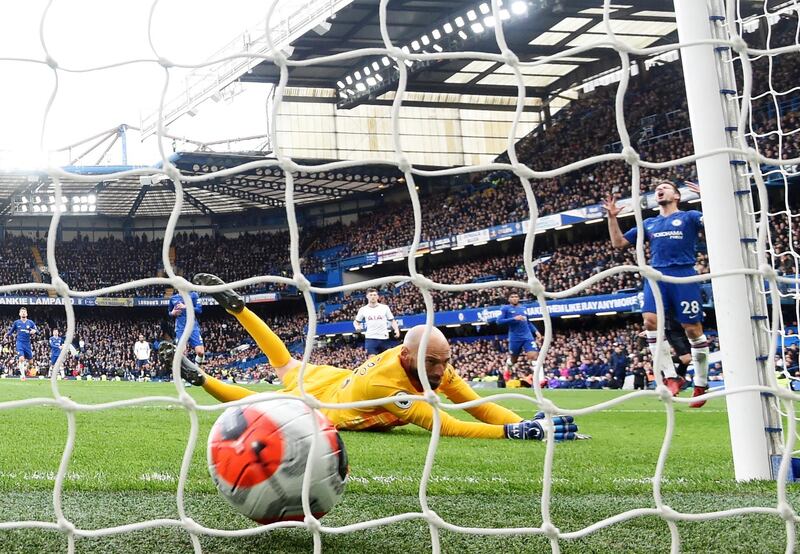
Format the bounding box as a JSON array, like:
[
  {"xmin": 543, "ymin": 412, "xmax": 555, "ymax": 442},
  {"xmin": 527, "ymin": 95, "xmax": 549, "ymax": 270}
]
[{"xmin": 1, "ymin": 0, "xmax": 799, "ymax": 552}]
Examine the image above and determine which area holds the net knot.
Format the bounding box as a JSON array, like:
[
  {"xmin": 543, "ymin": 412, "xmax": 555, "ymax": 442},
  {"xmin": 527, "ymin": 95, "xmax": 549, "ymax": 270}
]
[
  {"xmin": 503, "ymin": 50, "xmax": 520, "ymax": 67},
  {"xmin": 541, "ymin": 522, "xmax": 560, "ymax": 539},
  {"xmin": 730, "ymin": 36, "xmax": 748, "ymax": 54},
  {"xmin": 280, "ymin": 159, "xmax": 300, "ymax": 175},
  {"xmin": 659, "ymin": 505, "xmax": 679, "ymax": 521},
  {"xmin": 527, "ymin": 279, "xmax": 545, "ymax": 297},
  {"xmin": 45, "ymin": 56, "xmax": 58, "ymax": 70},
  {"xmin": 58, "ymin": 518, "xmax": 76, "ymax": 535},
  {"xmin": 424, "ymin": 390, "xmax": 439, "ymax": 404},
  {"xmin": 656, "ymin": 383, "xmax": 673, "ymax": 402},
  {"xmin": 51, "ymin": 277, "xmax": 70, "ymax": 298},
  {"xmin": 178, "ymin": 391, "xmax": 196, "ymax": 409},
  {"xmin": 157, "ymin": 57, "xmax": 173, "ymax": 68},
  {"xmin": 621, "ymin": 146, "xmax": 640, "ymax": 165},
  {"xmin": 410, "ymin": 274, "xmax": 434, "ymax": 291},
  {"xmin": 181, "ymin": 517, "xmax": 203, "ymax": 534},
  {"xmin": 294, "ymin": 273, "xmax": 311, "ymax": 291},
  {"xmin": 58, "ymin": 397, "xmax": 79, "ymax": 412},
  {"xmin": 777, "ymin": 502, "xmax": 795, "ymax": 521},
  {"xmin": 513, "ymin": 165, "xmax": 535, "ymax": 181},
  {"xmin": 302, "ymin": 394, "xmax": 322, "ymax": 410},
  {"xmin": 759, "ymin": 263, "xmax": 777, "ymax": 282},
  {"xmin": 396, "ymin": 158, "xmax": 412, "ymax": 175},
  {"xmin": 537, "ymin": 397, "xmax": 557, "ymax": 415},
  {"xmin": 639, "ymin": 266, "xmax": 662, "ymax": 282},
  {"xmin": 304, "ymin": 514, "xmax": 322, "ymax": 533}
]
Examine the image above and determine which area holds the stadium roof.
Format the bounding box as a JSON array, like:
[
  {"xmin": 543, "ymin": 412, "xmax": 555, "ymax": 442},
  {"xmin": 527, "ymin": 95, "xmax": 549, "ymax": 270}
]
[
  {"xmin": 0, "ymin": 153, "xmax": 406, "ymax": 218},
  {"xmin": 240, "ymin": 0, "xmax": 691, "ymax": 110}
]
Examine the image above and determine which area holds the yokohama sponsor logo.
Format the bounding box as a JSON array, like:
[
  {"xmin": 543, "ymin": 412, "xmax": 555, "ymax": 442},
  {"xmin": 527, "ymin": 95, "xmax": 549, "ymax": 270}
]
[{"xmin": 651, "ymin": 230, "xmax": 683, "ymax": 239}]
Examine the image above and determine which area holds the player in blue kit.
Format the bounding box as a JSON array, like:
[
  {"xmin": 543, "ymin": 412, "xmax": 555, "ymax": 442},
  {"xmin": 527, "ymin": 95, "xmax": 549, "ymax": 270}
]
[
  {"xmin": 169, "ymin": 291, "xmax": 206, "ymax": 364},
  {"xmin": 4, "ymin": 307, "xmax": 37, "ymax": 380},
  {"xmin": 49, "ymin": 329, "xmax": 64, "ymax": 378},
  {"xmin": 496, "ymin": 292, "xmax": 543, "ymax": 375},
  {"xmin": 604, "ymin": 181, "xmax": 710, "ymax": 407}
]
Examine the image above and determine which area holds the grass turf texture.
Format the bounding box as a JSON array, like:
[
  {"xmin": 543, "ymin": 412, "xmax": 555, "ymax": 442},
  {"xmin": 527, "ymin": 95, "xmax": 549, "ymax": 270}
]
[{"xmin": 0, "ymin": 381, "xmax": 796, "ymax": 553}]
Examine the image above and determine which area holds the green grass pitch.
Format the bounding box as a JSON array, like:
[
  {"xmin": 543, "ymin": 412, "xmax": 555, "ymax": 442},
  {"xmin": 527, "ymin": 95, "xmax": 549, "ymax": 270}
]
[{"xmin": 0, "ymin": 380, "xmax": 797, "ymax": 553}]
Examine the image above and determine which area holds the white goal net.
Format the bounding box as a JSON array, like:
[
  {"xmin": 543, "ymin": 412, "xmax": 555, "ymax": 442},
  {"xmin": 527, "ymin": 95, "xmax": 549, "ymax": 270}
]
[{"xmin": 1, "ymin": 0, "xmax": 799, "ymax": 553}]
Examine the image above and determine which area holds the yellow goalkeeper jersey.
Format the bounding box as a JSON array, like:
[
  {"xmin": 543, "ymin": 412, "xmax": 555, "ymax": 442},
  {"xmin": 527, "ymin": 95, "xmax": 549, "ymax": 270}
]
[{"xmin": 280, "ymin": 346, "xmax": 521, "ymax": 439}]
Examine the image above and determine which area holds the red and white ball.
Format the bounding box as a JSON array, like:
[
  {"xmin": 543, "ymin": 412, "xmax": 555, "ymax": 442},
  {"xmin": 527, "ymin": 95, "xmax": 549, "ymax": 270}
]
[{"xmin": 207, "ymin": 396, "xmax": 348, "ymax": 524}]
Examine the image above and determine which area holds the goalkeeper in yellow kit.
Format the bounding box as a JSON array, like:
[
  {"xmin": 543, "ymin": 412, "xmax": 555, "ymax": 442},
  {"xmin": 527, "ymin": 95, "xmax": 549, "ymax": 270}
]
[{"xmin": 160, "ymin": 274, "xmax": 585, "ymax": 441}]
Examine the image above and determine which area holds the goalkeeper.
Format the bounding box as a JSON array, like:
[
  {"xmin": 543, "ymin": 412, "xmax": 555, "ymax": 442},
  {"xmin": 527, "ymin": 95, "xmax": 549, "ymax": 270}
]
[{"xmin": 160, "ymin": 273, "xmax": 586, "ymax": 441}]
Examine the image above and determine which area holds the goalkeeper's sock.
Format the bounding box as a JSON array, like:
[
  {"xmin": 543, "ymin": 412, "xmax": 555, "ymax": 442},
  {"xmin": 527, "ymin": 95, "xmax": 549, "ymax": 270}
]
[
  {"xmin": 195, "ymin": 353, "xmax": 205, "ymax": 365},
  {"xmin": 506, "ymin": 357, "xmax": 513, "ymax": 368},
  {"xmin": 232, "ymin": 308, "xmax": 291, "ymax": 368},
  {"xmin": 689, "ymin": 334, "xmax": 710, "ymax": 388},
  {"xmin": 18, "ymin": 361, "xmax": 27, "ymax": 378},
  {"xmin": 203, "ymin": 375, "xmax": 255, "ymax": 403},
  {"xmin": 646, "ymin": 331, "xmax": 677, "ymax": 379}
]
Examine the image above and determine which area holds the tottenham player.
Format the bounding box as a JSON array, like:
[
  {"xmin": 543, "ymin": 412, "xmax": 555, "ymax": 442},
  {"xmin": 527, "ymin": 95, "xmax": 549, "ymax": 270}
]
[
  {"xmin": 5, "ymin": 307, "xmax": 37, "ymax": 380},
  {"xmin": 169, "ymin": 290, "xmax": 205, "ymax": 364},
  {"xmin": 353, "ymin": 288, "xmax": 400, "ymax": 355},
  {"xmin": 159, "ymin": 273, "xmax": 586, "ymax": 441},
  {"xmin": 49, "ymin": 328, "xmax": 64, "ymax": 378},
  {"xmin": 133, "ymin": 334, "xmax": 151, "ymax": 380},
  {"xmin": 604, "ymin": 181, "xmax": 710, "ymax": 407},
  {"xmin": 496, "ymin": 292, "xmax": 543, "ymax": 372}
]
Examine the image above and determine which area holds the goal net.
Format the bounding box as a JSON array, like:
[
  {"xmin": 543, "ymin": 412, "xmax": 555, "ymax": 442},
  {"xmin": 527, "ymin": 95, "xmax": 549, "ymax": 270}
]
[{"xmin": 1, "ymin": 0, "xmax": 799, "ymax": 552}]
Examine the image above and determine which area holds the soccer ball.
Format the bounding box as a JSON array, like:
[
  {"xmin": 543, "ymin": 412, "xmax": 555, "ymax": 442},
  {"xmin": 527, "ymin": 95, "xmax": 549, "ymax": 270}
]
[{"xmin": 207, "ymin": 396, "xmax": 348, "ymax": 524}]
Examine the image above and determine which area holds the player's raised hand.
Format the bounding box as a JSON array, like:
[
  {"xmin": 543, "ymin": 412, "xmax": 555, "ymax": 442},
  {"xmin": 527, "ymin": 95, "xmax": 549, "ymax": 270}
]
[
  {"xmin": 602, "ymin": 194, "xmax": 623, "ymax": 218},
  {"xmin": 684, "ymin": 180, "xmax": 701, "ymax": 196},
  {"xmin": 504, "ymin": 415, "xmax": 582, "ymax": 441}
]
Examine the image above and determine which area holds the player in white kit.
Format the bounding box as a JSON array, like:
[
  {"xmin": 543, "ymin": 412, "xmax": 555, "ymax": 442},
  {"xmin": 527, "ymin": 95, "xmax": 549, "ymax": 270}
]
[{"xmin": 353, "ymin": 288, "xmax": 401, "ymax": 355}]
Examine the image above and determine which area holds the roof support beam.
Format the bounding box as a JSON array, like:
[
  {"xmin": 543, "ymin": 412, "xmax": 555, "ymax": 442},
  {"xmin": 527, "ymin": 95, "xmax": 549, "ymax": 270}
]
[{"xmin": 127, "ymin": 185, "xmax": 149, "ymax": 218}]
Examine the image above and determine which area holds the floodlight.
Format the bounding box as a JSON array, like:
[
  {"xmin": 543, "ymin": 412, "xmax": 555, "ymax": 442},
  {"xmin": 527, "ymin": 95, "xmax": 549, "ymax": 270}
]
[
  {"xmin": 500, "ymin": 9, "xmax": 510, "ymax": 19},
  {"xmin": 88, "ymin": 194, "xmax": 96, "ymax": 204},
  {"xmin": 81, "ymin": 196, "xmax": 88, "ymax": 204},
  {"xmin": 60, "ymin": 205, "xmax": 67, "ymax": 212},
  {"xmin": 62, "ymin": 196, "xmax": 67, "ymax": 203},
  {"xmin": 72, "ymin": 196, "xmax": 79, "ymax": 204},
  {"xmin": 337, "ymin": 80, "xmax": 345, "ymax": 88},
  {"xmin": 346, "ymin": 75, "xmax": 353, "ymax": 84},
  {"xmin": 364, "ymin": 66, "xmax": 371, "ymax": 75},
  {"xmin": 381, "ymin": 56, "xmax": 390, "ymax": 66},
  {"xmin": 366, "ymin": 77, "xmax": 376, "ymax": 86},
  {"xmin": 433, "ymin": 44, "xmax": 443, "ymax": 52},
  {"xmin": 48, "ymin": 195, "xmax": 55, "ymax": 204},
  {"xmin": 375, "ymin": 73, "xmax": 384, "ymax": 81},
  {"xmin": 372, "ymin": 61, "xmax": 379, "ymax": 71},
  {"xmin": 89, "ymin": 205, "xmax": 96, "ymax": 212},
  {"xmin": 511, "ymin": 1, "xmax": 527, "ymax": 15},
  {"xmin": 355, "ymin": 82, "xmax": 366, "ymax": 91},
  {"xmin": 485, "ymin": 16, "xmax": 495, "ymax": 26},
  {"xmin": 432, "ymin": 29, "xmax": 441, "ymax": 39},
  {"xmin": 443, "ymin": 22, "xmax": 453, "ymax": 33},
  {"xmin": 458, "ymin": 30, "xmax": 468, "ymax": 39},
  {"xmin": 467, "ymin": 10, "xmax": 477, "ymax": 21},
  {"xmin": 32, "ymin": 205, "xmax": 40, "ymax": 213},
  {"xmin": 80, "ymin": 204, "xmax": 88, "ymax": 212},
  {"xmin": 354, "ymin": 71, "xmax": 361, "ymax": 79},
  {"xmin": 421, "ymin": 35, "xmax": 430, "ymax": 45},
  {"xmin": 471, "ymin": 22, "xmax": 485, "ymax": 33},
  {"xmin": 20, "ymin": 205, "xmax": 27, "ymax": 212},
  {"xmin": 479, "ymin": 3, "xmax": 490, "ymax": 14},
  {"xmin": 411, "ymin": 40, "xmax": 420, "ymax": 50},
  {"xmin": 21, "ymin": 196, "xmax": 28, "ymax": 203},
  {"xmin": 72, "ymin": 205, "xmax": 80, "ymax": 212},
  {"xmin": 455, "ymin": 16, "xmax": 465, "ymax": 27}
]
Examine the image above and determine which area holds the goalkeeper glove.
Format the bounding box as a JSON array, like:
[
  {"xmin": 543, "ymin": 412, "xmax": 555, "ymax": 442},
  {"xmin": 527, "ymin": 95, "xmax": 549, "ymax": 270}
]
[
  {"xmin": 504, "ymin": 414, "xmax": 579, "ymax": 441},
  {"xmin": 158, "ymin": 341, "xmax": 206, "ymax": 386}
]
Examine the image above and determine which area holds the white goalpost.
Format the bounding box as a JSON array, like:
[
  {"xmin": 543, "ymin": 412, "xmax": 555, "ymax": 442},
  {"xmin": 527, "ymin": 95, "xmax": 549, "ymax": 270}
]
[{"xmin": 1, "ymin": 0, "xmax": 799, "ymax": 552}]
